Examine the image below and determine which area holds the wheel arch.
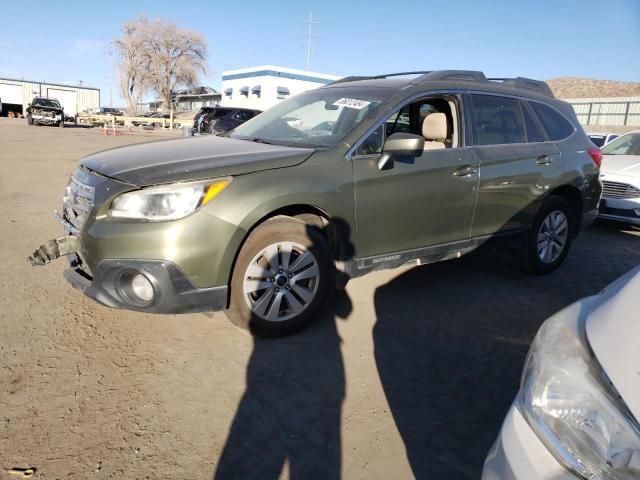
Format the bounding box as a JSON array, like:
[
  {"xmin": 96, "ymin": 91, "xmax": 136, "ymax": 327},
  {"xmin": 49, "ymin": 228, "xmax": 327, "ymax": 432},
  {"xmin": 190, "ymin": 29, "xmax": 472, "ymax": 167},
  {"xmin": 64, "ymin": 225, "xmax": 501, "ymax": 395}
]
[
  {"xmin": 547, "ymin": 184, "xmax": 583, "ymax": 237},
  {"xmin": 225, "ymin": 203, "xmax": 354, "ymax": 304}
]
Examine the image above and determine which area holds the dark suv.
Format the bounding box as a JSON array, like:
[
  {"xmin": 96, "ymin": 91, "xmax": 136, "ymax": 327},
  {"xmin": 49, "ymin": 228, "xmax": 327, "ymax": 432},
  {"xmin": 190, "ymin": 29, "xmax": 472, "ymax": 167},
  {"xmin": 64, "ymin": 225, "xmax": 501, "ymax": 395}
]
[
  {"xmin": 26, "ymin": 97, "xmax": 64, "ymax": 127},
  {"xmin": 31, "ymin": 70, "xmax": 602, "ymax": 336},
  {"xmin": 193, "ymin": 106, "xmax": 261, "ymax": 134}
]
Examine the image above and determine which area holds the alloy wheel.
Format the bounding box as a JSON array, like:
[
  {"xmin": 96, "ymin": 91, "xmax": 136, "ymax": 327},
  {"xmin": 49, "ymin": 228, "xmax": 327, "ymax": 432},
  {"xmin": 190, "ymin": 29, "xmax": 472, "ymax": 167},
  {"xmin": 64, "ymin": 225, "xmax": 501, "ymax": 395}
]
[
  {"xmin": 537, "ymin": 210, "xmax": 569, "ymax": 264},
  {"xmin": 243, "ymin": 242, "xmax": 320, "ymax": 322}
]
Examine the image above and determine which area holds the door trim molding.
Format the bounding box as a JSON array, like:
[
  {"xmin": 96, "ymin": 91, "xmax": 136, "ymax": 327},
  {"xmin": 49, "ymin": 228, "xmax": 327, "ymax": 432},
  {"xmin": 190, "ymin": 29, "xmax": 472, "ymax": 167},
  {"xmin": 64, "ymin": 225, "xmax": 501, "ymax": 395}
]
[{"xmin": 355, "ymin": 227, "xmax": 527, "ymax": 271}]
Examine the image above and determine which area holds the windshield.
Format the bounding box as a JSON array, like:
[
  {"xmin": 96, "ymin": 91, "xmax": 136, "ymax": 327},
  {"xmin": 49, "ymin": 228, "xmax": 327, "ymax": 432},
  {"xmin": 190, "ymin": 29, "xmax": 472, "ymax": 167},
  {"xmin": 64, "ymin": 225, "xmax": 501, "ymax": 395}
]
[
  {"xmin": 231, "ymin": 86, "xmax": 394, "ymax": 147},
  {"xmin": 601, "ymin": 133, "xmax": 640, "ymax": 155},
  {"xmin": 34, "ymin": 98, "xmax": 61, "ymax": 109}
]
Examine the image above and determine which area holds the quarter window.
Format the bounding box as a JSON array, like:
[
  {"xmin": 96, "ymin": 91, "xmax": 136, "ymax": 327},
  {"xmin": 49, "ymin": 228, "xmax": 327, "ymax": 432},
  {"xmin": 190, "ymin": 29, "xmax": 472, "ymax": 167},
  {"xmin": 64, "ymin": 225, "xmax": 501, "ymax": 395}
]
[
  {"xmin": 471, "ymin": 94, "xmax": 526, "ymax": 145},
  {"xmin": 529, "ymin": 102, "xmax": 574, "ymax": 141},
  {"xmin": 355, "ymin": 125, "xmax": 384, "ymax": 156},
  {"xmin": 385, "ymin": 108, "xmax": 411, "ymax": 136},
  {"xmin": 354, "ymin": 108, "xmax": 411, "ymax": 156}
]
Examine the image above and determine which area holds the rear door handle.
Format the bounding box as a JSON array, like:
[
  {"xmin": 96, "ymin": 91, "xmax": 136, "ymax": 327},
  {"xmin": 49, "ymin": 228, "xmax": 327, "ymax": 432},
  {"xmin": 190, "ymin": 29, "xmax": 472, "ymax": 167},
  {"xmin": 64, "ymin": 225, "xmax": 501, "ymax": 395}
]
[
  {"xmin": 536, "ymin": 155, "xmax": 553, "ymax": 166},
  {"xmin": 453, "ymin": 166, "xmax": 478, "ymax": 177}
]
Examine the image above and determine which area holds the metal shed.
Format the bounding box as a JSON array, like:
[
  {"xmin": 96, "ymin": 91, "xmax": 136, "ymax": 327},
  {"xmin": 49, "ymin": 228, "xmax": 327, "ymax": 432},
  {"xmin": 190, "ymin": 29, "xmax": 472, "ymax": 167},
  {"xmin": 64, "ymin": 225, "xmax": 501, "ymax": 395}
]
[{"xmin": 0, "ymin": 78, "xmax": 100, "ymax": 117}]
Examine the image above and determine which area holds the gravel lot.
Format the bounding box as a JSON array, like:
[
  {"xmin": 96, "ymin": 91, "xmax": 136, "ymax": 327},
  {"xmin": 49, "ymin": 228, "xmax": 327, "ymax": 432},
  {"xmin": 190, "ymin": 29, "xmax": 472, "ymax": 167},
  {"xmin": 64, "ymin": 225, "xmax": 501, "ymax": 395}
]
[{"xmin": 1, "ymin": 117, "xmax": 639, "ymax": 479}]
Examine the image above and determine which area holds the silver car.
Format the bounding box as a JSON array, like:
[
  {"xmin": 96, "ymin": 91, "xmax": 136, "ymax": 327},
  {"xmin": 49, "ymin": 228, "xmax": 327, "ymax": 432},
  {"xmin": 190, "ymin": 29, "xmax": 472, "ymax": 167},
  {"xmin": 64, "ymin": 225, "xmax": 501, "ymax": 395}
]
[
  {"xmin": 599, "ymin": 131, "xmax": 640, "ymax": 226},
  {"xmin": 483, "ymin": 265, "xmax": 640, "ymax": 479}
]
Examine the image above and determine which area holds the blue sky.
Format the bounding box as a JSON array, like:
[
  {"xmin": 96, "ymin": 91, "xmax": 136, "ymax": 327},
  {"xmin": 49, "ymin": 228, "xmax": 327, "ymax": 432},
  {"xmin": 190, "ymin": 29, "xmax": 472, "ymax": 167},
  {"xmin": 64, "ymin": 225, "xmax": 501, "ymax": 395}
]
[{"xmin": 1, "ymin": 0, "xmax": 638, "ymax": 106}]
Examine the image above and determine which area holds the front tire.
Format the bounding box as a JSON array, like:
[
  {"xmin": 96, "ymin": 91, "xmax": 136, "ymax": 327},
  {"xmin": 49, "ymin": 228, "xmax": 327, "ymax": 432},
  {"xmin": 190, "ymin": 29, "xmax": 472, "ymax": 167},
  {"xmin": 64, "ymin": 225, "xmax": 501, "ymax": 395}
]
[
  {"xmin": 521, "ymin": 196, "xmax": 574, "ymax": 274},
  {"xmin": 226, "ymin": 216, "xmax": 335, "ymax": 336}
]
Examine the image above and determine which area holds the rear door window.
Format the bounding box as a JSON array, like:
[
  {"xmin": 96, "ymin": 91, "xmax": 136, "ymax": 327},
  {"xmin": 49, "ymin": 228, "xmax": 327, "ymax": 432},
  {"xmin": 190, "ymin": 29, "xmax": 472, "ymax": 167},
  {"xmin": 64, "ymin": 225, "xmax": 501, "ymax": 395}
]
[
  {"xmin": 521, "ymin": 102, "xmax": 545, "ymax": 143},
  {"xmin": 529, "ymin": 102, "xmax": 574, "ymax": 141},
  {"xmin": 470, "ymin": 95, "xmax": 526, "ymax": 145}
]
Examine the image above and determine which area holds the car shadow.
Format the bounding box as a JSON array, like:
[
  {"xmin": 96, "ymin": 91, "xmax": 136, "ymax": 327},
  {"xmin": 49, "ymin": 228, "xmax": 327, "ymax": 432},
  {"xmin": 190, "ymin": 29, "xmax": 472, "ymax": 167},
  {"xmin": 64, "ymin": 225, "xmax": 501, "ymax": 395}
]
[{"xmin": 372, "ymin": 223, "xmax": 640, "ymax": 479}]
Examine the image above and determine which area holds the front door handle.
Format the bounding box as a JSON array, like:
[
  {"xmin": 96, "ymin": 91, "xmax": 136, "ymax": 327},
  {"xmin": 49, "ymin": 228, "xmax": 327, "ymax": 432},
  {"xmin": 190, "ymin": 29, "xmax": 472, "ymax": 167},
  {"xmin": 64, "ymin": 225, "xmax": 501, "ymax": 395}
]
[
  {"xmin": 536, "ymin": 155, "xmax": 553, "ymax": 166},
  {"xmin": 453, "ymin": 166, "xmax": 478, "ymax": 177}
]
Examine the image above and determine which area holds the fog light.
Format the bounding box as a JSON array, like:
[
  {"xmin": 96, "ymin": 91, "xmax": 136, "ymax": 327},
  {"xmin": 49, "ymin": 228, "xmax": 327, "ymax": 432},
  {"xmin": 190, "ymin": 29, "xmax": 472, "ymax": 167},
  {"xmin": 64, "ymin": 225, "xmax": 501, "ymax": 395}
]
[
  {"xmin": 131, "ymin": 274, "xmax": 154, "ymax": 303},
  {"xmin": 117, "ymin": 270, "xmax": 155, "ymax": 306}
]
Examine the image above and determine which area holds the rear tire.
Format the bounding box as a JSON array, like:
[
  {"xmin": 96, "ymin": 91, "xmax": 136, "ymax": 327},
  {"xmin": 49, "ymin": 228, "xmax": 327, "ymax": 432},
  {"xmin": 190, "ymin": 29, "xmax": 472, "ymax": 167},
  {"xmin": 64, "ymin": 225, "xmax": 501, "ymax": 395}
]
[
  {"xmin": 226, "ymin": 216, "xmax": 335, "ymax": 337},
  {"xmin": 520, "ymin": 196, "xmax": 574, "ymax": 274}
]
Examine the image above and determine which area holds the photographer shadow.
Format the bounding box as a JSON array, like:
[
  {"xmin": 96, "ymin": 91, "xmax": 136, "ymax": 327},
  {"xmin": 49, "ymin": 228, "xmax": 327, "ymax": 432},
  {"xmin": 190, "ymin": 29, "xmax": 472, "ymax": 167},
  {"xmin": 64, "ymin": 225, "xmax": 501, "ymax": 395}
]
[{"xmin": 214, "ymin": 219, "xmax": 354, "ymax": 480}]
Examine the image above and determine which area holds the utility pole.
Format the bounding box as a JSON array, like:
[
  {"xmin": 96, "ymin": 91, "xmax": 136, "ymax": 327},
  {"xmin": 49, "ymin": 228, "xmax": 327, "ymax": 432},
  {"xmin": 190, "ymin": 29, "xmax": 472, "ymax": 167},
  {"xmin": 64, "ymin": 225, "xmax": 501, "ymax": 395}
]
[
  {"xmin": 106, "ymin": 49, "xmax": 115, "ymax": 108},
  {"xmin": 106, "ymin": 71, "xmax": 113, "ymax": 108},
  {"xmin": 305, "ymin": 12, "xmax": 318, "ymax": 71}
]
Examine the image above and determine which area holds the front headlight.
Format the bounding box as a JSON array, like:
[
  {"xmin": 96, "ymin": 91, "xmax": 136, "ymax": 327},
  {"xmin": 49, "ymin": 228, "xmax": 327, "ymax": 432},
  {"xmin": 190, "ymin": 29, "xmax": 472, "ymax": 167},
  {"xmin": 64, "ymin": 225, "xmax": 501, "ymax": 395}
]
[
  {"xmin": 108, "ymin": 178, "xmax": 230, "ymax": 221},
  {"xmin": 519, "ymin": 305, "xmax": 640, "ymax": 479}
]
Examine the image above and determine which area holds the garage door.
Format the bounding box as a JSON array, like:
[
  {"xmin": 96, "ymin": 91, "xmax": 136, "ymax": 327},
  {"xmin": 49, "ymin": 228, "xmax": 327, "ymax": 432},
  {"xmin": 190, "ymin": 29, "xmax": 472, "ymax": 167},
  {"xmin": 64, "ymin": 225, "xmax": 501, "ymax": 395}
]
[
  {"xmin": 47, "ymin": 88, "xmax": 77, "ymax": 115},
  {"xmin": 0, "ymin": 83, "xmax": 23, "ymax": 104}
]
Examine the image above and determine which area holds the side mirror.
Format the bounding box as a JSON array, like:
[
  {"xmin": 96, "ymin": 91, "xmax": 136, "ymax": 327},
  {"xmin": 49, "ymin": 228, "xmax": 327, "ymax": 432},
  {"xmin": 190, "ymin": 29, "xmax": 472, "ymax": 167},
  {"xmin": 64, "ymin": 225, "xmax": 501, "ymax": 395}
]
[{"xmin": 378, "ymin": 133, "xmax": 424, "ymax": 170}]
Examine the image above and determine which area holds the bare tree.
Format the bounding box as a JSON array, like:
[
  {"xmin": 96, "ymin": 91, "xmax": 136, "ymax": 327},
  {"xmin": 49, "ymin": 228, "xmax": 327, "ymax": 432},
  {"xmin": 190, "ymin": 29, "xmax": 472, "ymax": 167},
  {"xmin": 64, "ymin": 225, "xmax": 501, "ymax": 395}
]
[
  {"xmin": 143, "ymin": 19, "xmax": 208, "ymax": 112},
  {"xmin": 111, "ymin": 20, "xmax": 149, "ymax": 116},
  {"xmin": 112, "ymin": 17, "xmax": 208, "ymax": 115}
]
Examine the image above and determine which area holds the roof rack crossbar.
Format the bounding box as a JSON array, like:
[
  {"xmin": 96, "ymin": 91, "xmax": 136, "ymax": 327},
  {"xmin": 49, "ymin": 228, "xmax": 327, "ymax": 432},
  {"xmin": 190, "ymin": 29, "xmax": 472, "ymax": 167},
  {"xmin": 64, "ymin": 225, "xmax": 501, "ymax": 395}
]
[{"xmin": 487, "ymin": 77, "xmax": 555, "ymax": 97}]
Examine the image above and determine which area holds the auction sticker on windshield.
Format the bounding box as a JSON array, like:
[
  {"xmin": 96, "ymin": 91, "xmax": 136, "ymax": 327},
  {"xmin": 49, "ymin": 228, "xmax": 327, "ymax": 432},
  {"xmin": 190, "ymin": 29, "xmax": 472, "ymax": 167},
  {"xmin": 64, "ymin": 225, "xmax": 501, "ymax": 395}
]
[{"xmin": 333, "ymin": 98, "xmax": 371, "ymax": 110}]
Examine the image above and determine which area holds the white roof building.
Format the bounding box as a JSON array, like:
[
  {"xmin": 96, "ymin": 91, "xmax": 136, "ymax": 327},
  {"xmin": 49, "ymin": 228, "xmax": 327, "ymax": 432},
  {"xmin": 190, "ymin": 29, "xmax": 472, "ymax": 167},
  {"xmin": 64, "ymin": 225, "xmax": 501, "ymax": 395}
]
[{"xmin": 220, "ymin": 65, "xmax": 341, "ymax": 111}]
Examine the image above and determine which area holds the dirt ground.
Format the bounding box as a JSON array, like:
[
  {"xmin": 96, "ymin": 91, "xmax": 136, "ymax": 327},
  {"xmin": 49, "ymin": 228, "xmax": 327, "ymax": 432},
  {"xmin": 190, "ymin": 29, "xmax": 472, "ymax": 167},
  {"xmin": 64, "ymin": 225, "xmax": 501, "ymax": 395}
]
[{"xmin": 1, "ymin": 117, "xmax": 639, "ymax": 480}]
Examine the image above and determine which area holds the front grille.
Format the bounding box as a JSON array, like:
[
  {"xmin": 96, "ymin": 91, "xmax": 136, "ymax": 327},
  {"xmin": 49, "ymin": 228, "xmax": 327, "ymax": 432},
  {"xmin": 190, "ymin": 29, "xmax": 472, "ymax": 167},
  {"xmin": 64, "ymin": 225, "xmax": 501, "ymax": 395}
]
[
  {"xmin": 62, "ymin": 172, "xmax": 95, "ymax": 231},
  {"xmin": 601, "ymin": 180, "xmax": 640, "ymax": 199}
]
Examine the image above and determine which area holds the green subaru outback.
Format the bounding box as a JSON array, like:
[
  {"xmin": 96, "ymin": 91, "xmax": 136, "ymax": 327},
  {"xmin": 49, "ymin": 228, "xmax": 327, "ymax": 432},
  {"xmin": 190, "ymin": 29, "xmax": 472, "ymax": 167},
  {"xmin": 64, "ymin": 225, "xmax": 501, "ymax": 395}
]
[{"xmin": 30, "ymin": 70, "xmax": 602, "ymax": 335}]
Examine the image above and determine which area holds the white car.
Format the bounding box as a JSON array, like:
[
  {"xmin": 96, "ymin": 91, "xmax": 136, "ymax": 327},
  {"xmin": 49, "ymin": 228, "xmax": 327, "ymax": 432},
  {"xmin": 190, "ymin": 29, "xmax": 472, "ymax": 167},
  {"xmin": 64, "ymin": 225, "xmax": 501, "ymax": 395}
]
[
  {"xmin": 588, "ymin": 132, "xmax": 620, "ymax": 147},
  {"xmin": 483, "ymin": 265, "xmax": 640, "ymax": 480},
  {"xmin": 598, "ymin": 131, "xmax": 640, "ymax": 226}
]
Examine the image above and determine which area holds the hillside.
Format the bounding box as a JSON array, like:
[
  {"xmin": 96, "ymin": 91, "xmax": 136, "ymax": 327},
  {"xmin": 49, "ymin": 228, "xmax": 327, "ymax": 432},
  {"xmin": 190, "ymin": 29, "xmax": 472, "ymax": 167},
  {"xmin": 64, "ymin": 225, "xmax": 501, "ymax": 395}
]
[{"xmin": 545, "ymin": 77, "xmax": 640, "ymax": 99}]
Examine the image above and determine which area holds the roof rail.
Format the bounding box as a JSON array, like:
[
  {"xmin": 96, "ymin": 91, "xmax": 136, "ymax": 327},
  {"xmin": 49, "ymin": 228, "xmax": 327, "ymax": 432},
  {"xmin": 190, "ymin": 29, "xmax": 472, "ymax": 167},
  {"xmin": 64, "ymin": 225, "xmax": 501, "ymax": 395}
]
[
  {"xmin": 415, "ymin": 70, "xmax": 487, "ymax": 82},
  {"xmin": 328, "ymin": 71, "xmax": 555, "ymax": 98},
  {"xmin": 329, "ymin": 71, "xmax": 433, "ymax": 85},
  {"xmin": 372, "ymin": 71, "xmax": 433, "ymax": 79},
  {"xmin": 487, "ymin": 77, "xmax": 555, "ymax": 97},
  {"xmin": 329, "ymin": 76, "xmax": 375, "ymax": 85}
]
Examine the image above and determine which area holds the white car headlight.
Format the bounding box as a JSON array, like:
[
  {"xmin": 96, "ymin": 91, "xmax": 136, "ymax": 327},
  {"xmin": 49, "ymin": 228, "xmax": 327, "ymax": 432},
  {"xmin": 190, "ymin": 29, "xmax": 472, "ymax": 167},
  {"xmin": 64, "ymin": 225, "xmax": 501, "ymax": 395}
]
[
  {"xmin": 519, "ymin": 306, "xmax": 640, "ymax": 479},
  {"xmin": 108, "ymin": 178, "xmax": 230, "ymax": 221}
]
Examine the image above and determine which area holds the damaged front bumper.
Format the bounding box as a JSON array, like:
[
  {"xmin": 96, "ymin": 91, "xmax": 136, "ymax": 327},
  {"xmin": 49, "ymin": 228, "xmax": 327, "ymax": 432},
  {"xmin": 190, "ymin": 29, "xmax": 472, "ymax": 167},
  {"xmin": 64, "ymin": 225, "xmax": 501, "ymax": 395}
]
[
  {"xmin": 63, "ymin": 258, "xmax": 228, "ymax": 314},
  {"xmin": 33, "ymin": 114, "xmax": 62, "ymax": 124},
  {"xmin": 28, "ymin": 230, "xmax": 228, "ymax": 315},
  {"xmin": 28, "ymin": 235, "xmax": 79, "ymax": 266}
]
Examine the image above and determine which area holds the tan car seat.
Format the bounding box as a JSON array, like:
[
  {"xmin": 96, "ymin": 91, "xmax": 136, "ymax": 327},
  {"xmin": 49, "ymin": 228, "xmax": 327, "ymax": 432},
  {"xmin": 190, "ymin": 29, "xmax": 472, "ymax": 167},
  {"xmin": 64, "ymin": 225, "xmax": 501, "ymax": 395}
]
[{"xmin": 422, "ymin": 112, "xmax": 448, "ymax": 150}]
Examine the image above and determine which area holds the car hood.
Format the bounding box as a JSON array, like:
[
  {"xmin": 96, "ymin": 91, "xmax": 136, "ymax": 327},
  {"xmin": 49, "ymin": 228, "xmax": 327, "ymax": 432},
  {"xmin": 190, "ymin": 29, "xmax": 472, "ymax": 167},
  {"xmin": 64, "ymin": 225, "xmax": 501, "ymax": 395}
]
[
  {"xmin": 586, "ymin": 265, "xmax": 640, "ymax": 420},
  {"xmin": 80, "ymin": 135, "xmax": 314, "ymax": 186},
  {"xmin": 600, "ymin": 155, "xmax": 640, "ymax": 178}
]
